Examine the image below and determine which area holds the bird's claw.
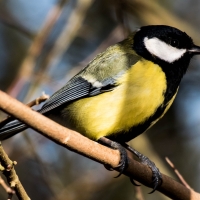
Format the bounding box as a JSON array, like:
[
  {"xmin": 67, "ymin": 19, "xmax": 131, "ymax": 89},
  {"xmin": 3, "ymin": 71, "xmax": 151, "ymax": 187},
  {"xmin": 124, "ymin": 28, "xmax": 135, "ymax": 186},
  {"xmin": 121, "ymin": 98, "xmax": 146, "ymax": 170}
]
[
  {"xmin": 99, "ymin": 138, "xmax": 128, "ymax": 177},
  {"xmin": 139, "ymin": 154, "xmax": 162, "ymax": 193},
  {"xmin": 149, "ymin": 170, "xmax": 162, "ymax": 193},
  {"xmin": 104, "ymin": 164, "xmax": 114, "ymax": 171},
  {"xmin": 111, "ymin": 142, "xmax": 128, "ymax": 178}
]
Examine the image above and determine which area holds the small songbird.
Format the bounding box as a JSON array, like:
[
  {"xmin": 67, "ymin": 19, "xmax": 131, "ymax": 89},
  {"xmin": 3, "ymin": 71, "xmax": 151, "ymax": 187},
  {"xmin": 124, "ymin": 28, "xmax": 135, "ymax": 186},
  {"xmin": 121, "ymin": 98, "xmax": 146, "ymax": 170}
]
[{"xmin": 1, "ymin": 25, "xmax": 200, "ymax": 192}]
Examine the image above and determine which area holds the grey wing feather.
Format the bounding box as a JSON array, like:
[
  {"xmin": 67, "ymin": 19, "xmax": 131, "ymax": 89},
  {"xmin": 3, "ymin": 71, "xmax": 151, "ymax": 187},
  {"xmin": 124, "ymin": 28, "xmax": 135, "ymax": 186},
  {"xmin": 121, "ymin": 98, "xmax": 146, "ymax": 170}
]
[{"xmin": 39, "ymin": 77, "xmax": 92, "ymax": 114}]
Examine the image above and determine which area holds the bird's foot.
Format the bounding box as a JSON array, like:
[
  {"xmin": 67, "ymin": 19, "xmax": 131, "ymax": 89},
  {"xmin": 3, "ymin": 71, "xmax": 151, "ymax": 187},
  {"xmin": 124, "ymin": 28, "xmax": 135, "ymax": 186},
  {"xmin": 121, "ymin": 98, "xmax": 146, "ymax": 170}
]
[
  {"xmin": 98, "ymin": 137, "xmax": 128, "ymax": 177},
  {"xmin": 111, "ymin": 141, "xmax": 128, "ymax": 177},
  {"xmin": 124, "ymin": 144, "xmax": 162, "ymax": 193},
  {"xmin": 139, "ymin": 154, "xmax": 162, "ymax": 193}
]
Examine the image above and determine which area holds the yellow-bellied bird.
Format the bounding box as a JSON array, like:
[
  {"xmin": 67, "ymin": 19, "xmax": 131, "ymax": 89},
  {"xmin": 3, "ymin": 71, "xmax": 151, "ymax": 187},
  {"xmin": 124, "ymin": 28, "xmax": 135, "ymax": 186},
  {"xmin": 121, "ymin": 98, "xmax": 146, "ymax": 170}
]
[{"xmin": 1, "ymin": 25, "xmax": 200, "ymax": 192}]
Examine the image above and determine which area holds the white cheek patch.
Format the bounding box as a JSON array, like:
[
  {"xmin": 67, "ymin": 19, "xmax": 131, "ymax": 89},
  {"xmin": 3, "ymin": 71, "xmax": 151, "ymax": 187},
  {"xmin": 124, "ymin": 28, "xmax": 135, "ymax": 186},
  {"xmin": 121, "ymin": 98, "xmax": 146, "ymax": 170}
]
[{"xmin": 144, "ymin": 37, "xmax": 186, "ymax": 63}]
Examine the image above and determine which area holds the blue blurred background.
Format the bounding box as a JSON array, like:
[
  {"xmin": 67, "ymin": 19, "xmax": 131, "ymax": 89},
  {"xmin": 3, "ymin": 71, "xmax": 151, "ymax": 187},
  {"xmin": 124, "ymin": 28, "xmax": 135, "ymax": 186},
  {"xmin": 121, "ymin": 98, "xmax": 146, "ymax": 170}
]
[{"xmin": 0, "ymin": 0, "xmax": 200, "ymax": 199}]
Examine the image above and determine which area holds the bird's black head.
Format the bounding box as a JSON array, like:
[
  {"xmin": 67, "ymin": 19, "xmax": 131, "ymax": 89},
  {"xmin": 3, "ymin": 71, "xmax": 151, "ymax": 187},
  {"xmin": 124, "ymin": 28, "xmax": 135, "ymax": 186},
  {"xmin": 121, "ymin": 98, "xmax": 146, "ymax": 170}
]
[
  {"xmin": 133, "ymin": 25, "xmax": 200, "ymax": 73},
  {"xmin": 133, "ymin": 25, "xmax": 200, "ymax": 105}
]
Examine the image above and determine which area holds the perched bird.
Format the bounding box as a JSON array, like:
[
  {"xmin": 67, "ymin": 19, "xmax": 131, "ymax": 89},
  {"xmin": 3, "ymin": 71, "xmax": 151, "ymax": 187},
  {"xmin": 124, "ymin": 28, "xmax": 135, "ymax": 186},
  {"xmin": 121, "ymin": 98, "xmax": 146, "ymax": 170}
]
[{"xmin": 1, "ymin": 25, "xmax": 200, "ymax": 192}]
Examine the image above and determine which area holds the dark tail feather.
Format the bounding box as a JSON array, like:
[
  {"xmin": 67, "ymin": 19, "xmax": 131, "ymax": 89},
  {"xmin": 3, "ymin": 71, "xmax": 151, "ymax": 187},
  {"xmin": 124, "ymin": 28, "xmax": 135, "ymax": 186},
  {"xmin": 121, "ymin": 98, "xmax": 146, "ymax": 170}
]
[{"xmin": 0, "ymin": 120, "xmax": 28, "ymax": 140}]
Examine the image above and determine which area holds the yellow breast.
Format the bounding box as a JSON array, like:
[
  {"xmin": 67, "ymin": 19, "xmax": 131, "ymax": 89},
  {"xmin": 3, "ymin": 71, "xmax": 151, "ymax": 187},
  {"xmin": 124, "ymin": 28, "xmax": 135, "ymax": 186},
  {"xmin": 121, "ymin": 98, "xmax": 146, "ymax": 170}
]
[{"xmin": 65, "ymin": 59, "xmax": 167, "ymax": 140}]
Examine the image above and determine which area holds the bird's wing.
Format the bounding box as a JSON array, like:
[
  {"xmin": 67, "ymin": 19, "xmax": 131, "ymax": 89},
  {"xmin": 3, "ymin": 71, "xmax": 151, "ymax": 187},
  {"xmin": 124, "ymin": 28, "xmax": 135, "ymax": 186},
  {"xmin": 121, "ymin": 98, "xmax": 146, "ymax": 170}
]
[
  {"xmin": 39, "ymin": 76, "xmax": 118, "ymax": 114},
  {"xmin": 39, "ymin": 51, "xmax": 139, "ymax": 114},
  {"xmin": 39, "ymin": 77, "xmax": 91, "ymax": 114}
]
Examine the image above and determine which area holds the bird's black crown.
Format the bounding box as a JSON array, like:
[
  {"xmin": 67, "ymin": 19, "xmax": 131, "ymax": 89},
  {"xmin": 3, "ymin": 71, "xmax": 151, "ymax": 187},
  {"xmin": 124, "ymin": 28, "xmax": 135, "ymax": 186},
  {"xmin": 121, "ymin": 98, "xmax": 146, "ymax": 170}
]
[{"xmin": 133, "ymin": 25, "xmax": 194, "ymax": 64}]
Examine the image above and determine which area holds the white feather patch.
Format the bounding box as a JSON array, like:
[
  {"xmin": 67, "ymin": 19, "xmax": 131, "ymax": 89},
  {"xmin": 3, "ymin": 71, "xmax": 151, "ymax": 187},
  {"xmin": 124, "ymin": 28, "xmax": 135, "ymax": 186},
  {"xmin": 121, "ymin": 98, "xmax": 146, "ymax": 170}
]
[
  {"xmin": 85, "ymin": 76, "xmax": 103, "ymax": 88},
  {"xmin": 144, "ymin": 37, "xmax": 186, "ymax": 63}
]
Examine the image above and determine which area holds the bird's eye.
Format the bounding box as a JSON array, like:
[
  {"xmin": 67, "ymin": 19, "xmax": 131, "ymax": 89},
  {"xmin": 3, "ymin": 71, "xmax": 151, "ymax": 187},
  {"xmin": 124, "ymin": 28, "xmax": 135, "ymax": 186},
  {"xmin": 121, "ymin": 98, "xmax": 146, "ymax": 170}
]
[{"xmin": 169, "ymin": 38, "xmax": 179, "ymax": 47}]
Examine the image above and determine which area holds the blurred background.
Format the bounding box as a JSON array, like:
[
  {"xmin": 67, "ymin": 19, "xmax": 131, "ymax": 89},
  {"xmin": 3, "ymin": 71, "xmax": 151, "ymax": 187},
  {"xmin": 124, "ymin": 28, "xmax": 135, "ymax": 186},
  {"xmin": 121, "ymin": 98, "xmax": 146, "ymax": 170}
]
[{"xmin": 0, "ymin": 0, "xmax": 200, "ymax": 199}]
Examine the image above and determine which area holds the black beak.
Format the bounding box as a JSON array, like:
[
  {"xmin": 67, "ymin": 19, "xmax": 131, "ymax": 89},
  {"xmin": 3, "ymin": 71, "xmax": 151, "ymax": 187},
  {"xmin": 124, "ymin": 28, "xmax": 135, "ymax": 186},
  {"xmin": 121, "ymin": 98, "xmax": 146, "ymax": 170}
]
[{"xmin": 188, "ymin": 45, "xmax": 200, "ymax": 54}]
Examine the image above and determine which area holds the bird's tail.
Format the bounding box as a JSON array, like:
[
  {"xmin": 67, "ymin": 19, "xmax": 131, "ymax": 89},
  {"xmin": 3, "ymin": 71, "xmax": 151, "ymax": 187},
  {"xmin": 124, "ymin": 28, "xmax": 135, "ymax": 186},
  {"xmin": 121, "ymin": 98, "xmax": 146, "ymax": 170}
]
[{"xmin": 0, "ymin": 120, "xmax": 28, "ymax": 140}]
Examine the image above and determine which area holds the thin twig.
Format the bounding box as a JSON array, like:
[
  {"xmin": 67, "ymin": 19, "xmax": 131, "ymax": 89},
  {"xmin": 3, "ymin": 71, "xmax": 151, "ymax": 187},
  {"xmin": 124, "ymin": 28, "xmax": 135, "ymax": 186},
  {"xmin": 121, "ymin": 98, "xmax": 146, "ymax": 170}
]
[
  {"xmin": 26, "ymin": 92, "xmax": 49, "ymax": 107},
  {"xmin": 0, "ymin": 175, "xmax": 15, "ymax": 200},
  {"xmin": 0, "ymin": 142, "xmax": 30, "ymax": 200},
  {"xmin": 134, "ymin": 181, "xmax": 144, "ymax": 200},
  {"xmin": 165, "ymin": 157, "xmax": 192, "ymax": 190}
]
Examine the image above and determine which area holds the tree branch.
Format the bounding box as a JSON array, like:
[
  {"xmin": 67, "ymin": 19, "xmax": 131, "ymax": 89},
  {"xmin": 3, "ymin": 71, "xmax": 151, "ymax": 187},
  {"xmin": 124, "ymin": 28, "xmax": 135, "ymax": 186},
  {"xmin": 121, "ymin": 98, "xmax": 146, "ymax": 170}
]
[
  {"xmin": 0, "ymin": 142, "xmax": 30, "ymax": 200},
  {"xmin": 0, "ymin": 90, "xmax": 199, "ymax": 200}
]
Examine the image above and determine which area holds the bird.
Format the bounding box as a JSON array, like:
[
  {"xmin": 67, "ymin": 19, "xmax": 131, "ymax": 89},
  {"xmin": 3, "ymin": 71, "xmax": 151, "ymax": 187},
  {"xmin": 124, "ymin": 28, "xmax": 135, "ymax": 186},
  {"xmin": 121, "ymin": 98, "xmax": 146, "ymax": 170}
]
[{"xmin": 1, "ymin": 25, "xmax": 200, "ymax": 192}]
